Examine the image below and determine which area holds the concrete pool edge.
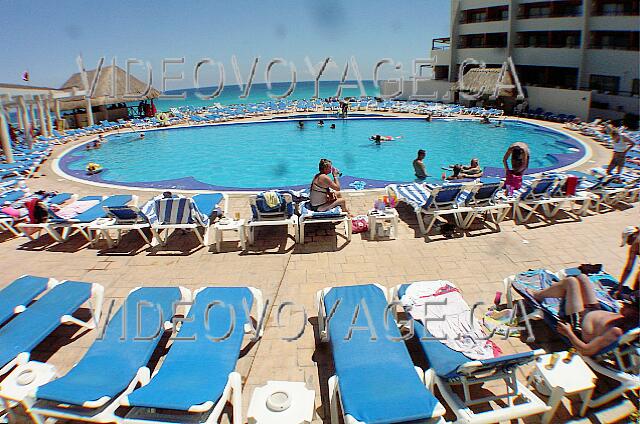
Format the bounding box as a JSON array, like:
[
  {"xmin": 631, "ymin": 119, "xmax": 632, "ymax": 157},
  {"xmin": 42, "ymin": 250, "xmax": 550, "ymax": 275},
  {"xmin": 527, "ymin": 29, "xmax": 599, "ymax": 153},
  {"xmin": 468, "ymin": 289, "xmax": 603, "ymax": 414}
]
[{"xmin": 52, "ymin": 116, "xmax": 592, "ymax": 194}]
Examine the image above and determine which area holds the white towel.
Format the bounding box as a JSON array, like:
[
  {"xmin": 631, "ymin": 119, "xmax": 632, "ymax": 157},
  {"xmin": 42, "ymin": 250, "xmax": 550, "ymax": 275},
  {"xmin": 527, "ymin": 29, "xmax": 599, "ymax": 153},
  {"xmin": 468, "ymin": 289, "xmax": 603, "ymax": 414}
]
[{"xmin": 401, "ymin": 280, "xmax": 497, "ymax": 360}]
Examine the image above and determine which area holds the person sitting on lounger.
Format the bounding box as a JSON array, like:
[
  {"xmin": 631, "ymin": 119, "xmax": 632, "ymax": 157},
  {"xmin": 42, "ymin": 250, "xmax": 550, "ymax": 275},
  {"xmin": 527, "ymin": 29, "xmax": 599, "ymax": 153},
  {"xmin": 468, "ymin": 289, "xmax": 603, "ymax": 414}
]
[
  {"xmin": 309, "ymin": 158, "xmax": 351, "ymax": 214},
  {"xmin": 528, "ymin": 272, "xmax": 639, "ymax": 356}
]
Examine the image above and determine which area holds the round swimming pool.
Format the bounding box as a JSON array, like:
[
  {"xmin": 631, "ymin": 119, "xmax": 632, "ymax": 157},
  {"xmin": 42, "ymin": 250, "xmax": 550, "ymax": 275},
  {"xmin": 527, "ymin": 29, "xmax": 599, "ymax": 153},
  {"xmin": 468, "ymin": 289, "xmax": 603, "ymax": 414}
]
[{"xmin": 57, "ymin": 118, "xmax": 587, "ymax": 191}]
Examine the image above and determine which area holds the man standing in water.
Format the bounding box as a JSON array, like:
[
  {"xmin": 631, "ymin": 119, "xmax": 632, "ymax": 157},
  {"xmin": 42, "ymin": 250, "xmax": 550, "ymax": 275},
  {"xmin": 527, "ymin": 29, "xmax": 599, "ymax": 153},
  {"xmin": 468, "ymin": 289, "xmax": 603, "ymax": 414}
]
[{"xmin": 413, "ymin": 149, "xmax": 427, "ymax": 180}]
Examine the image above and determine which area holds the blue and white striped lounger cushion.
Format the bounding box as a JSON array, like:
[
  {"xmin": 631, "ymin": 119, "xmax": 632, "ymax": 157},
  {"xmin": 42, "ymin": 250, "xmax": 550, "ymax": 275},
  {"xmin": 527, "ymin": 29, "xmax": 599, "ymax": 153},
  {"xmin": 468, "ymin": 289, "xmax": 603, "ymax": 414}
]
[
  {"xmin": 392, "ymin": 183, "xmax": 430, "ymax": 210},
  {"xmin": 155, "ymin": 197, "xmax": 192, "ymax": 225}
]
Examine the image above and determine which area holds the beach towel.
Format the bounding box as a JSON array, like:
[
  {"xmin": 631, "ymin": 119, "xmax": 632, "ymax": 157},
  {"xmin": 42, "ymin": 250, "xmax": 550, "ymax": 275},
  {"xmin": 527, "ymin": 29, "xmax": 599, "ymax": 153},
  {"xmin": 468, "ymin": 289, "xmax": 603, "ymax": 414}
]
[
  {"xmin": 401, "ymin": 280, "xmax": 500, "ymax": 360},
  {"xmin": 262, "ymin": 191, "xmax": 281, "ymax": 209},
  {"xmin": 54, "ymin": 200, "xmax": 100, "ymax": 220}
]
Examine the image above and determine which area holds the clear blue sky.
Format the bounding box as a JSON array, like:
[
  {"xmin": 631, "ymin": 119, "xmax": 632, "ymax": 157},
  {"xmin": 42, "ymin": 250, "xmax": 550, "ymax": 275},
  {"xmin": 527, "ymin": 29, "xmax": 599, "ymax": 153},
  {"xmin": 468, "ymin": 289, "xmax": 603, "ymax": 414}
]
[{"xmin": 1, "ymin": 0, "xmax": 451, "ymax": 89}]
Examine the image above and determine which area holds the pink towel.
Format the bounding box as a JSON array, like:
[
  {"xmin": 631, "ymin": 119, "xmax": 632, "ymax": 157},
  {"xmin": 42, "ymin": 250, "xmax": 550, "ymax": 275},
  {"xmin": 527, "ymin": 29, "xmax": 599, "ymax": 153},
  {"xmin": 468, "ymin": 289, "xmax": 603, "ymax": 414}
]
[{"xmin": 55, "ymin": 200, "xmax": 100, "ymax": 220}]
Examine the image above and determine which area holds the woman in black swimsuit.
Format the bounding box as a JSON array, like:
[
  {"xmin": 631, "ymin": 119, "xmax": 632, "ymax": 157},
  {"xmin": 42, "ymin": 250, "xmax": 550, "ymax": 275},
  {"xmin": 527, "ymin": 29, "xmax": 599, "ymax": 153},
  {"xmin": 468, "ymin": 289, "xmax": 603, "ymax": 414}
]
[{"xmin": 309, "ymin": 159, "xmax": 351, "ymax": 214}]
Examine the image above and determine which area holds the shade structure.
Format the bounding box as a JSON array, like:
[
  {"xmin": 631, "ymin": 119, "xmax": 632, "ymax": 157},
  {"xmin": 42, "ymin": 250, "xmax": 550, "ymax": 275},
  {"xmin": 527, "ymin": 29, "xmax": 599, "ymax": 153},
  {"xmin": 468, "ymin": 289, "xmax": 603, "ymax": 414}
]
[
  {"xmin": 58, "ymin": 65, "xmax": 160, "ymax": 111},
  {"xmin": 453, "ymin": 67, "xmax": 516, "ymax": 97}
]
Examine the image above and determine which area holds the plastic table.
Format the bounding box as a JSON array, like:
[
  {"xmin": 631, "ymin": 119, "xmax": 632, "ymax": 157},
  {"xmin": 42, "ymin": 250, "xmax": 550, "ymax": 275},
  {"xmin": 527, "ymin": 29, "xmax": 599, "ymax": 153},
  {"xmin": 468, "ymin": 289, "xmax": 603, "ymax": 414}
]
[
  {"xmin": 247, "ymin": 380, "xmax": 315, "ymax": 424},
  {"xmin": 528, "ymin": 351, "xmax": 596, "ymax": 423}
]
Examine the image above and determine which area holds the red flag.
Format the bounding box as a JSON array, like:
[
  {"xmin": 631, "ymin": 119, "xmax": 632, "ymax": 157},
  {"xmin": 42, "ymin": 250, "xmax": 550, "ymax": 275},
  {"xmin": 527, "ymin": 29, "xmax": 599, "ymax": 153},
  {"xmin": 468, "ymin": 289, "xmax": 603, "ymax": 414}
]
[{"xmin": 22, "ymin": 71, "xmax": 29, "ymax": 82}]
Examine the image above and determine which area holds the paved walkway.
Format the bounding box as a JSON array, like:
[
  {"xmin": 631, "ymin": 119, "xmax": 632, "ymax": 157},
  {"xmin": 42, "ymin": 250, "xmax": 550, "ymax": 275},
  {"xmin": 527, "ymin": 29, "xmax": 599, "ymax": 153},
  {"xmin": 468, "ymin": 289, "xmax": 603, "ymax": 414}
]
[{"xmin": 1, "ymin": 117, "xmax": 638, "ymax": 423}]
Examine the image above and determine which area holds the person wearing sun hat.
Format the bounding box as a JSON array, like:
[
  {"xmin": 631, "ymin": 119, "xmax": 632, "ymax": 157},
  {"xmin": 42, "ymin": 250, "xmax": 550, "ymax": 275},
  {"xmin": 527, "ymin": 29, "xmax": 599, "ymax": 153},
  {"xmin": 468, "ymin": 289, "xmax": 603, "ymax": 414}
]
[{"xmin": 617, "ymin": 225, "xmax": 639, "ymax": 298}]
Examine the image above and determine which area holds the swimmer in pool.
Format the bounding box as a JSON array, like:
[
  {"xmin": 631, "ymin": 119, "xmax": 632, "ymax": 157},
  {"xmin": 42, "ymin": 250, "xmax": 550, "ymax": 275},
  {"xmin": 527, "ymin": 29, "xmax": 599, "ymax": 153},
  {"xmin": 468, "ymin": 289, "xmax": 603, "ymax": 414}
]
[
  {"xmin": 318, "ymin": 120, "xmax": 324, "ymax": 127},
  {"xmin": 371, "ymin": 134, "xmax": 382, "ymax": 145},
  {"xmin": 139, "ymin": 132, "xmax": 145, "ymax": 139},
  {"xmin": 330, "ymin": 123, "xmax": 336, "ymax": 129},
  {"xmin": 298, "ymin": 121, "xmax": 304, "ymax": 129}
]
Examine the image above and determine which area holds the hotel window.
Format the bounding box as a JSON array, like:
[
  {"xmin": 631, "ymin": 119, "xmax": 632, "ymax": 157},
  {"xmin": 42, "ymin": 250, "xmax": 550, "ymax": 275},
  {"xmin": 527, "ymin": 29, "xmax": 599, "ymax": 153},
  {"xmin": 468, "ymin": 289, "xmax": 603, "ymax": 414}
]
[
  {"xmin": 590, "ymin": 74, "xmax": 621, "ymax": 94},
  {"xmin": 461, "ymin": 6, "xmax": 509, "ymax": 23},
  {"xmin": 594, "ymin": 0, "xmax": 639, "ymax": 16},
  {"xmin": 590, "ymin": 31, "xmax": 639, "ymax": 50},
  {"xmin": 632, "ymin": 79, "xmax": 639, "ymax": 96},
  {"xmin": 519, "ymin": 1, "xmax": 583, "ymax": 18}
]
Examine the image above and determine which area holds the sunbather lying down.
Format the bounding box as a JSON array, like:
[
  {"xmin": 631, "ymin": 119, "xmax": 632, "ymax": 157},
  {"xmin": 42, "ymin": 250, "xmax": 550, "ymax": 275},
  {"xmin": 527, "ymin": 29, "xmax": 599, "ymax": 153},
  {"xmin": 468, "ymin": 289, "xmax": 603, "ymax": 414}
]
[{"xmin": 529, "ymin": 274, "xmax": 639, "ymax": 356}]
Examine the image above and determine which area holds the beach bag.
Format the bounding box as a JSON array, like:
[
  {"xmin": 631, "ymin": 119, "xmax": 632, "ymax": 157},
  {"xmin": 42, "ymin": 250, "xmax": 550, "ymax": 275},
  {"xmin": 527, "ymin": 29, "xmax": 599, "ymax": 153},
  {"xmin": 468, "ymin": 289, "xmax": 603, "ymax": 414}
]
[{"xmin": 351, "ymin": 215, "xmax": 368, "ymax": 234}]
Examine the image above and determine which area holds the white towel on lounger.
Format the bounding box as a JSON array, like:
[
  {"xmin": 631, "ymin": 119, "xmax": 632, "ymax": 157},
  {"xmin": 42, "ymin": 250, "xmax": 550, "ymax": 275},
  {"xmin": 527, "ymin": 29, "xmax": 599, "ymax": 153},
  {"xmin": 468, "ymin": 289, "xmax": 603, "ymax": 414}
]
[{"xmin": 401, "ymin": 280, "xmax": 497, "ymax": 360}]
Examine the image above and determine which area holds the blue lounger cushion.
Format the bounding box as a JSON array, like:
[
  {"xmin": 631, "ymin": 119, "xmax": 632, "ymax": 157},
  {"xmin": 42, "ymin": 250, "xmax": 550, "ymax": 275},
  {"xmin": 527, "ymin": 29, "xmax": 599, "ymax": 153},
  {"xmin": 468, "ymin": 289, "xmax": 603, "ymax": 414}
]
[
  {"xmin": 397, "ymin": 284, "xmax": 535, "ymax": 380},
  {"xmin": 126, "ymin": 287, "xmax": 253, "ymax": 411},
  {"xmin": 47, "ymin": 193, "xmax": 73, "ymax": 205},
  {"xmin": 36, "ymin": 287, "xmax": 182, "ymax": 406},
  {"xmin": 324, "ymin": 284, "xmax": 440, "ymax": 424},
  {"xmin": 0, "ymin": 190, "xmax": 27, "ymax": 205},
  {"xmin": 0, "ymin": 275, "xmax": 50, "ymax": 326},
  {"xmin": 192, "ymin": 193, "xmax": 224, "ymax": 217},
  {"xmin": 50, "ymin": 195, "xmax": 133, "ymax": 223},
  {"xmin": 0, "ymin": 281, "xmax": 92, "ymax": 370},
  {"xmin": 299, "ymin": 201, "xmax": 342, "ymax": 218}
]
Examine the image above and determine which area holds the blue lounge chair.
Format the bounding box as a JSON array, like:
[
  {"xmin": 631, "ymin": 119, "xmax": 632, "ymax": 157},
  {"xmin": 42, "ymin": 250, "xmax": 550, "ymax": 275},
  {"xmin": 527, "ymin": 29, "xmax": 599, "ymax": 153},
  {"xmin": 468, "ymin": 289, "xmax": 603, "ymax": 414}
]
[
  {"xmin": 0, "ymin": 192, "xmax": 76, "ymax": 237},
  {"xmin": 505, "ymin": 268, "xmax": 638, "ymax": 411},
  {"xmin": 90, "ymin": 198, "xmax": 159, "ymax": 248},
  {"xmin": 387, "ymin": 182, "xmax": 474, "ymax": 235},
  {"xmin": 0, "ymin": 280, "xmax": 104, "ymax": 376},
  {"xmin": 151, "ymin": 193, "xmax": 227, "ymax": 247},
  {"xmin": 395, "ymin": 281, "xmax": 549, "ymax": 423},
  {"xmin": 19, "ymin": 195, "xmax": 136, "ymax": 243},
  {"xmin": 247, "ymin": 192, "xmax": 298, "ymax": 245},
  {"xmin": 457, "ymin": 177, "xmax": 510, "ymax": 230},
  {"xmin": 121, "ymin": 286, "xmax": 263, "ymax": 424},
  {"xmin": 29, "ymin": 286, "xmax": 188, "ymax": 424},
  {"xmin": 0, "ymin": 275, "xmax": 55, "ymax": 326},
  {"xmin": 298, "ymin": 201, "xmax": 351, "ymax": 245},
  {"xmin": 509, "ymin": 176, "xmax": 559, "ymax": 223},
  {"xmin": 316, "ymin": 284, "xmax": 446, "ymax": 424}
]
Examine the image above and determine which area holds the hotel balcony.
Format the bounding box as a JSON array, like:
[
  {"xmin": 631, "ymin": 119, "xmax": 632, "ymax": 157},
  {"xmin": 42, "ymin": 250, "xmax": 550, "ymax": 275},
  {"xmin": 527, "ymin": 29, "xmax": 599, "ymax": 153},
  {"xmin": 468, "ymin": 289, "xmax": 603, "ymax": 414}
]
[
  {"xmin": 516, "ymin": 0, "xmax": 583, "ymax": 19},
  {"xmin": 512, "ymin": 47, "xmax": 582, "ymax": 68}
]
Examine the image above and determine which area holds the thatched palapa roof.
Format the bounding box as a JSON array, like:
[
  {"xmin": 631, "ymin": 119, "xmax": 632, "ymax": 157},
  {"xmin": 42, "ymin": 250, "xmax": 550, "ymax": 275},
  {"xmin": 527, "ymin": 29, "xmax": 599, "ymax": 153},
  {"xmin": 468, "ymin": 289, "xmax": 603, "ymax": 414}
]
[
  {"xmin": 59, "ymin": 65, "xmax": 160, "ymax": 110},
  {"xmin": 453, "ymin": 67, "xmax": 515, "ymax": 97}
]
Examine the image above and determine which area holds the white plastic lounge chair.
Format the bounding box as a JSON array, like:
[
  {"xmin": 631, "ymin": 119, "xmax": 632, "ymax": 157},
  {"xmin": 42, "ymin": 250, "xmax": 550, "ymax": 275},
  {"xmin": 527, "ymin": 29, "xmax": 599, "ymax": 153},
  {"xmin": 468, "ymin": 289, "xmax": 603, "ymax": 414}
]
[
  {"xmin": 315, "ymin": 284, "xmax": 447, "ymax": 424},
  {"xmin": 509, "ymin": 176, "xmax": 559, "ymax": 223},
  {"xmin": 394, "ymin": 281, "xmax": 550, "ymax": 424},
  {"xmin": 457, "ymin": 178, "xmax": 510, "ymax": 230},
  {"xmin": 90, "ymin": 199, "xmax": 157, "ymax": 248},
  {"xmin": 247, "ymin": 192, "xmax": 298, "ymax": 244},
  {"xmin": 0, "ymin": 193, "xmax": 76, "ymax": 237},
  {"xmin": 387, "ymin": 182, "xmax": 474, "ymax": 235},
  {"xmin": 505, "ymin": 269, "xmax": 638, "ymax": 410},
  {"xmin": 0, "ymin": 275, "xmax": 56, "ymax": 327},
  {"xmin": 0, "ymin": 280, "xmax": 104, "ymax": 377},
  {"xmin": 121, "ymin": 286, "xmax": 264, "ymax": 424},
  {"xmin": 19, "ymin": 195, "xmax": 136, "ymax": 242},
  {"xmin": 28, "ymin": 286, "xmax": 189, "ymax": 424},
  {"xmin": 581, "ymin": 327, "xmax": 639, "ymax": 410},
  {"xmin": 151, "ymin": 193, "xmax": 227, "ymax": 247},
  {"xmin": 297, "ymin": 201, "xmax": 351, "ymax": 245},
  {"xmin": 543, "ymin": 172, "xmax": 595, "ymax": 218}
]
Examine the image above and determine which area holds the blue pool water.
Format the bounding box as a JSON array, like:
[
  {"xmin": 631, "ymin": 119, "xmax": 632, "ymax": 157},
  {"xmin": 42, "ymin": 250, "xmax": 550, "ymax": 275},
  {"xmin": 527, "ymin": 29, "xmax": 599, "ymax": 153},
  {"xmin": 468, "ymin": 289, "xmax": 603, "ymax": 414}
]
[{"xmin": 59, "ymin": 118, "xmax": 585, "ymax": 190}]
